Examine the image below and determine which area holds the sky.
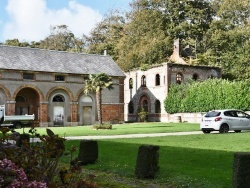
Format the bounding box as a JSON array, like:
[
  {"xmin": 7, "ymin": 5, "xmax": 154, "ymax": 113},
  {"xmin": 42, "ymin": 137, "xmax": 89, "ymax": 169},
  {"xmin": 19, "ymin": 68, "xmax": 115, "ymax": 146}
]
[{"xmin": 0, "ymin": 0, "xmax": 131, "ymax": 43}]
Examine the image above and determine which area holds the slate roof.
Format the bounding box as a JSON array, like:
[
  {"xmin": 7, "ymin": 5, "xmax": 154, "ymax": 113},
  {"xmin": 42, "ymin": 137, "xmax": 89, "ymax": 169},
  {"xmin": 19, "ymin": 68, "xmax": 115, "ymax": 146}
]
[{"xmin": 0, "ymin": 45, "xmax": 125, "ymax": 77}]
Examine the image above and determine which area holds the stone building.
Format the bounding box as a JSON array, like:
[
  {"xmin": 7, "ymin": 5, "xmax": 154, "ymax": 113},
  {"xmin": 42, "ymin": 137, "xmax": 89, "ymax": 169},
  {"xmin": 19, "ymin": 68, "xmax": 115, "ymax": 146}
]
[
  {"xmin": 0, "ymin": 45, "xmax": 125, "ymax": 127},
  {"xmin": 124, "ymin": 40, "xmax": 222, "ymax": 123}
]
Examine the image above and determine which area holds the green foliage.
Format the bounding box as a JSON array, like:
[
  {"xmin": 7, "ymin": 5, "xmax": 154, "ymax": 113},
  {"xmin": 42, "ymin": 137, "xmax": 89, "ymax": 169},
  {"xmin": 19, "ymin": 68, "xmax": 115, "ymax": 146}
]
[
  {"xmin": 93, "ymin": 124, "xmax": 112, "ymax": 130},
  {"xmin": 164, "ymin": 79, "xmax": 250, "ymax": 113},
  {"xmin": 0, "ymin": 127, "xmax": 97, "ymax": 187},
  {"xmin": 84, "ymin": 73, "xmax": 114, "ymax": 125},
  {"xmin": 138, "ymin": 108, "xmax": 149, "ymax": 122}
]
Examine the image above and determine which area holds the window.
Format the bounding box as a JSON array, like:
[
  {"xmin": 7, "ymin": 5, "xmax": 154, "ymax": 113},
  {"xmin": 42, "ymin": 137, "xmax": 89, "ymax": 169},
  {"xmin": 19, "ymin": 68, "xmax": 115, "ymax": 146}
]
[
  {"xmin": 155, "ymin": 100, "xmax": 161, "ymax": 113},
  {"xmin": 55, "ymin": 75, "xmax": 65, "ymax": 82},
  {"xmin": 23, "ymin": 73, "xmax": 34, "ymax": 80},
  {"xmin": 192, "ymin": 73, "xmax": 199, "ymax": 81},
  {"xmin": 129, "ymin": 78, "xmax": 133, "ymax": 89},
  {"xmin": 141, "ymin": 75, "xmax": 146, "ymax": 87},
  {"xmin": 176, "ymin": 73, "xmax": 182, "ymax": 84},
  {"xmin": 52, "ymin": 95, "xmax": 65, "ymax": 102},
  {"xmin": 128, "ymin": 101, "xmax": 134, "ymax": 114},
  {"xmin": 155, "ymin": 74, "xmax": 160, "ymax": 86},
  {"xmin": 142, "ymin": 99, "xmax": 148, "ymax": 112}
]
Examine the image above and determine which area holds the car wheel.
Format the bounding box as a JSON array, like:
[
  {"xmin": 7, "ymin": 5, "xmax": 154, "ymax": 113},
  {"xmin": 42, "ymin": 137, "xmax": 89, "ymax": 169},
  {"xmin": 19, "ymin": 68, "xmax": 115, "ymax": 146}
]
[
  {"xmin": 202, "ymin": 130, "xmax": 211, "ymax": 134},
  {"xmin": 219, "ymin": 124, "xmax": 229, "ymax": 133},
  {"xmin": 14, "ymin": 122, "xmax": 22, "ymax": 129},
  {"xmin": 234, "ymin": 130, "xmax": 241, "ymax": 133}
]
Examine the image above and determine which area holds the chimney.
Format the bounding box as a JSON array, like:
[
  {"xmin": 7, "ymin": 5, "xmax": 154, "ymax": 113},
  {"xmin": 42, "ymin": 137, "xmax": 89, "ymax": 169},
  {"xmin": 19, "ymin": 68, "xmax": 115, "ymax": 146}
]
[{"xmin": 104, "ymin": 48, "xmax": 107, "ymax": 56}]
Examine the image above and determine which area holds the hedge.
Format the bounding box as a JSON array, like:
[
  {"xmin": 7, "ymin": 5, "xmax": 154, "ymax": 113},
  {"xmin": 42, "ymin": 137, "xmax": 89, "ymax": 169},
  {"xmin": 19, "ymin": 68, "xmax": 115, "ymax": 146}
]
[{"xmin": 164, "ymin": 79, "xmax": 250, "ymax": 113}]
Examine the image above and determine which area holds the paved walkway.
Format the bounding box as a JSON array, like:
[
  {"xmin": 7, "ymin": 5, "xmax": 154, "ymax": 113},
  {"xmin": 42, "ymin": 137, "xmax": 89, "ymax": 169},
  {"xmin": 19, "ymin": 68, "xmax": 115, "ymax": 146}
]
[
  {"xmin": 64, "ymin": 131, "xmax": 203, "ymax": 140},
  {"xmin": 6, "ymin": 131, "xmax": 203, "ymax": 143}
]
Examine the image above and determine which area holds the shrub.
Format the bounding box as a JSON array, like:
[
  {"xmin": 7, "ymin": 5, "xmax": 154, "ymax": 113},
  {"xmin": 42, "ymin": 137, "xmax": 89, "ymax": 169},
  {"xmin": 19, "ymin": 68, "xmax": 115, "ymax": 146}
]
[
  {"xmin": 93, "ymin": 124, "xmax": 112, "ymax": 130},
  {"xmin": 0, "ymin": 127, "xmax": 98, "ymax": 188}
]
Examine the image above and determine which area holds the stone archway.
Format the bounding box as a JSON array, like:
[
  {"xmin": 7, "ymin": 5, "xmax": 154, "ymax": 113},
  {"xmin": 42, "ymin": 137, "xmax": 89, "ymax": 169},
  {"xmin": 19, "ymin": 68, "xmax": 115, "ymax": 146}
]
[
  {"xmin": 138, "ymin": 95, "xmax": 150, "ymax": 122},
  {"xmin": 15, "ymin": 88, "xmax": 40, "ymax": 121}
]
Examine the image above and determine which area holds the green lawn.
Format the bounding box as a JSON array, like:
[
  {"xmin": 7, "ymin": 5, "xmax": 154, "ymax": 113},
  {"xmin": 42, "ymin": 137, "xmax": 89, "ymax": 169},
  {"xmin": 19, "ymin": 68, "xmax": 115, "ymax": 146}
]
[
  {"xmin": 3, "ymin": 123, "xmax": 246, "ymax": 187},
  {"xmin": 16, "ymin": 122, "xmax": 199, "ymax": 137},
  {"xmin": 59, "ymin": 129, "xmax": 250, "ymax": 188}
]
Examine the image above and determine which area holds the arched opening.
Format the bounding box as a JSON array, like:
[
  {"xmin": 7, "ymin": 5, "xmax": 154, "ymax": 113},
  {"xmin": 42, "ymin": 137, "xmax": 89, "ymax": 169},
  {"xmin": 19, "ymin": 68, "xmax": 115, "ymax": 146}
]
[
  {"xmin": 129, "ymin": 78, "xmax": 133, "ymax": 89},
  {"xmin": 128, "ymin": 101, "xmax": 134, "ymax": 114},
  {"xmin": 155, "ymin": 74, "xmax": 160, "ymax": 86},
  {"xmin": 192, "ymin": 73, "xmax": 199, "ymax": 81},
  {"xmin": 52, "ymin": 94, "xmax": 65, "ymax": 126},
  {"xmin": 155, "ymin": 100, "xmax": 161, "ymax": 113},
  {"xmin": 141, "ymin": 75, "xmax": 146, "ymax": 87},
  {"xmin": 81, "ymin": 95, "xmax": 94, "ymax": 125},
  {"xmin": 15, "ymin": 88, "xmax": 40, "ymax": 121},
  {"xmin": 176, "ymin": 73, "xmax": 183, "ymax": 84}
]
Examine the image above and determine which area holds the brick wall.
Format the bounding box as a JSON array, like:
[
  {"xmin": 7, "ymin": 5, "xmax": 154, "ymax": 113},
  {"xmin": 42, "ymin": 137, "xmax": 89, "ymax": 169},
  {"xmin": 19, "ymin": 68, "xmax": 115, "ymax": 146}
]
[{"xmin": 102, "ymin": 104, "xmax": 124, "ymax": 122}]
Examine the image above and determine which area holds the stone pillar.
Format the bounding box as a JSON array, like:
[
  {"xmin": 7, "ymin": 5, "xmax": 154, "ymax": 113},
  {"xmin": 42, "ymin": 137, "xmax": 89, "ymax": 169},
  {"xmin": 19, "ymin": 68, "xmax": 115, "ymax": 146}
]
[
  {"xmin": 233, "ymin": 152, "xmax": 250, "ymax": 188},
  {"xmin": 39, "ymin": 102, "xmax": 48, "ymax": 124},
  {"xmin": 6, "ymin": 100, "xmax": 16, "ymax": 115}
]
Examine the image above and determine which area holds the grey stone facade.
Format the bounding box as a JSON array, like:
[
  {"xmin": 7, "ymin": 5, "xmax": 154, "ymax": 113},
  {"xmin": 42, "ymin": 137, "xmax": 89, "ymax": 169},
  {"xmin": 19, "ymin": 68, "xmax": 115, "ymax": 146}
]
[
  {"xmin": 0, "ymin": 45, "xmax": 125, "ymax": 127},
  {"xmin": 124, "ymin": 63, "xmax": 221, "ymax": 122}
]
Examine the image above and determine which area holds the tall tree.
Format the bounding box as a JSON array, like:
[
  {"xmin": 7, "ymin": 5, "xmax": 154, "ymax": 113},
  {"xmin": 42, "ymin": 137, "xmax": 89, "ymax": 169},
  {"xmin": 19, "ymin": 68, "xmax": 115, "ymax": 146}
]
[
  {"xmin": 83, "ymin": 10, "xmax": 125, "ymax": 60},
  {"xmin": 39, "ymin": 25, "xmax": 85, "ymax": 52},
  {"xmin": 200, "ymin": 0, "xmax": 250, "ymax": 80},
  {"xmin": 115, "ymin": 0, "xmax": 214, "ymax": 71},
  {"xmin": 84, "ymin": 73, "xmax": 113, "ymax": 125}
]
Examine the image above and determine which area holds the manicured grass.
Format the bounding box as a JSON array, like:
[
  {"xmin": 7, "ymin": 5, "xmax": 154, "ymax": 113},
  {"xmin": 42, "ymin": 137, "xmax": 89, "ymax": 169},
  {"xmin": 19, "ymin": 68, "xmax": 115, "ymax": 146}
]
[
  {"xmin": 60, "ymin": 132, "xmax": 250, "ymax": 188},
  {"xmin": 15, "ymin": 122, "xmax": 199, "ymax": 137}
]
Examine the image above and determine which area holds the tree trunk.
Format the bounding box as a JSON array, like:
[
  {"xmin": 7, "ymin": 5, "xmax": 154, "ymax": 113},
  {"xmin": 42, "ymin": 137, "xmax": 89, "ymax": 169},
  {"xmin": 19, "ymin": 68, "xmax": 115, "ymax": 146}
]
[{"xmin": 96, "ymin": 90, "xmax": 102, "ymax": 125}]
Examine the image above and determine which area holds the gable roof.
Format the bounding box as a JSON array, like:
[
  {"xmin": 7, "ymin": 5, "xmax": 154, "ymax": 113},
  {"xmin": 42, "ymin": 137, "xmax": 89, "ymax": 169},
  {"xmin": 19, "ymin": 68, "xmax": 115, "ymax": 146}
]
[{"xmin": 0, "ymin": 45, "xmax": 125, "ymax": 77}]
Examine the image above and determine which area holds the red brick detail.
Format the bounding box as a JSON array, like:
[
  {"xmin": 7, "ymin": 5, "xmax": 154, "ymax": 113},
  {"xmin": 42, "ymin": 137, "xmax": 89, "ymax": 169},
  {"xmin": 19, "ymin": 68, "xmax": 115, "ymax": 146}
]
[
  {"xmin": 39, "ymin": 103, "xmax": 48, "ymax": 122},
  {"xmin": 119, "ymin": 78, "xmax": 125, "ymax": 103},
  {"xmin": 7, "ymin": 103, "xmax": 15, "ymax": 115},
  {"xmin": 71, "ymin": 103, "xmax": 78, "ymax": 122},
  {"xmin": 102, "ymin": 104, "xmax": 124, "ymax": 122}
]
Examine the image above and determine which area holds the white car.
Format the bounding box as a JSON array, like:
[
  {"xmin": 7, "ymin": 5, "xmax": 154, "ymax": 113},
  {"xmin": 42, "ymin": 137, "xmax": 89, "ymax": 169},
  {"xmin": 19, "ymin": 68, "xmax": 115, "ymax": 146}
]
[{"xmin": 200, "ymin": 109, "xmax": 250, "ymax": 133}]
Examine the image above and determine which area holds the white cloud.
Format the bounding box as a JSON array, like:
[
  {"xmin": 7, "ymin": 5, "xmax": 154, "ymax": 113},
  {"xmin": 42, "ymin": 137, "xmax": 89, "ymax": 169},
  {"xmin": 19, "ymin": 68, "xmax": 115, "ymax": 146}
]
[{"xmin": 3, "ymin": 0, "xmax": 103, "ymax": 42}]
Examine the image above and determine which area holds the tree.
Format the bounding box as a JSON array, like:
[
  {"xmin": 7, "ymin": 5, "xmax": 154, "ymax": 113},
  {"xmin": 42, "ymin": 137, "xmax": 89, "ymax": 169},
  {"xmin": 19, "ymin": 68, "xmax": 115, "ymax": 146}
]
[
  {"xmin": 84, "ymin": 73, "xmax": 113, "ymax": 125},
  {"xmin": 39, "ymin": 25, "xmax": 85, "ymax": 52},
  {"xmin": 115, "ymin": 0, "xmax": 215, "ymax": 71},
  {"xmin": 83, "ymin": 10, "xmax": 125, "ymax": 60},
  {"xmin": 200, "ymin": 0, "xmax": 250, "ymax": 80}
]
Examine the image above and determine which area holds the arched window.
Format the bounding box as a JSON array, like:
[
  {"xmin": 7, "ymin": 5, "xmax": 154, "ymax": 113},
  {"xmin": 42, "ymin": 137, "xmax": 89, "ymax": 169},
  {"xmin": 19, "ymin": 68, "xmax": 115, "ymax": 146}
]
[
  {"xmin": 192, "ymin": 73, "xmax": 199, "ymax": 81},
  {"xmin": 82, "ymin": 95, "xmax": 92, "ymax": 102},
  {"xmin": 176, "ymin": 73, "xmax": 183, "ymax": 84},
  {"xmin": 52, "ymin": 95, "xmax": 65, "ymax": 102},
  {"xmin": 155, "ymin": 100, "xmax": 161, "ymax": 113},
  {"xmin": 128, "ymin": 101, "xmax": 134, "ymax": 114},
  {"xmin": 141, "ymin": 75, "xmax": 146, "ymax": 87},
  {"xmin": 155, "ymin": 74, "xmax": 160, "ymax": 86},
  {"xmin": 129, "ymin": 78, "xmax": 133, "ymax": 89}
]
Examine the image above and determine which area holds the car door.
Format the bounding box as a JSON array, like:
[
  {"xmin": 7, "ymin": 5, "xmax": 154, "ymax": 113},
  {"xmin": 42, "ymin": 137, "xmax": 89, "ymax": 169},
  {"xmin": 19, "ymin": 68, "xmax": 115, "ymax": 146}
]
[
  {"xmin": 235, "ymin": 111, "xmax": 250, "ymax": 130},
  {"xmin": 223, "ymin": 110, "xmax": 240, "ymax": 129}
]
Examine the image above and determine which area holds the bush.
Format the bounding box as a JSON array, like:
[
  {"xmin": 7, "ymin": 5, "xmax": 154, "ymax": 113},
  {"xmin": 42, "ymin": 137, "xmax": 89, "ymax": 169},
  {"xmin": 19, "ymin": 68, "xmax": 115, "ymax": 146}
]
[
  {"xmin": 93, "ymin": 124, "xmax": 112, "ymax": 130},
  {"xmin": 0, "ymin": 127, "xmax": 98, "ymax": 188},
  {"xmin": 164, "ymin": 79, "xmax": 250, "ymax": 113}
]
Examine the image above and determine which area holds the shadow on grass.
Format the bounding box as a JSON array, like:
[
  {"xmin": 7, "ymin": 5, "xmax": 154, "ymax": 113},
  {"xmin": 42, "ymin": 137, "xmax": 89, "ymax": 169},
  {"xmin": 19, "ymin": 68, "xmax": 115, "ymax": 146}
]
[
  {"xmin": 132, "ymin": 126, "xmax": 174, "ymax": 128},
  {"xmin": 62, "ymin": 140, "xmax": 233, "ymax": 188}
]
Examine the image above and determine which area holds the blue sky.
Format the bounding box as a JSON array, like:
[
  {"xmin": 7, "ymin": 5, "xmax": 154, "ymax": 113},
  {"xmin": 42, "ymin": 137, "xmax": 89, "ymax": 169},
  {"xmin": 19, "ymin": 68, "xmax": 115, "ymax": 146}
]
[{"xmin": 0, "ymin": 0, "xmax": 131, "ymax": 43}]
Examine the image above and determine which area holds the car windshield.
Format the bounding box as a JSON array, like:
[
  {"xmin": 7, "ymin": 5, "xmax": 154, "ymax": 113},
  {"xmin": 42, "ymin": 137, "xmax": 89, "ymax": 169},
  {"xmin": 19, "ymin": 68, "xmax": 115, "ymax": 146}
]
[{"xmin": 205, "ymin": 111, "xmax": 221, "ymax": 117}]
